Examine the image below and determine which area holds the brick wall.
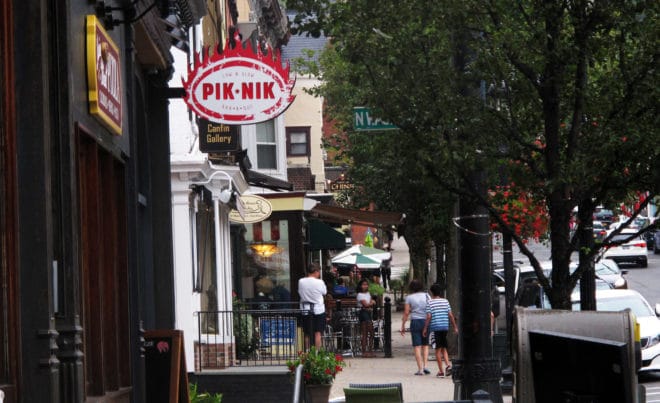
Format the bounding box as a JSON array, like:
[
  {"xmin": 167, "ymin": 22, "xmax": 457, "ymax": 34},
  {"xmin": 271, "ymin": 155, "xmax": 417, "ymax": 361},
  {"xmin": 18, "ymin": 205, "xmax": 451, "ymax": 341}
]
[{"xmin": 194, "ymin": 342, "xmax": 236, "ymax": 370}]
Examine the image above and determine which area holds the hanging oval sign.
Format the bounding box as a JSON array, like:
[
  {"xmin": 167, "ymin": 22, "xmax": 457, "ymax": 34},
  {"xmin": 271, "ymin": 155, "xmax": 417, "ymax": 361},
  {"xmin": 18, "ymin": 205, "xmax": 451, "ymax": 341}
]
[
  {"xmin": 229, "ymin": 194, "xmax": 273, "ymax": 223},
  {"xmin": 182, "ymin": 39, "xmax": 296, "ymax": 125}
]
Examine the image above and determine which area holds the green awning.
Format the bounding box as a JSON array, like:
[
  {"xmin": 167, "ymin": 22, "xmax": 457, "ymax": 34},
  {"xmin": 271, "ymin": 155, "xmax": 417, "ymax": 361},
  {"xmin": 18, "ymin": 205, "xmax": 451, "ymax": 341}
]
[{"xmin": 307, "ymin": 220, "xmax": 346, "ymax": 250}]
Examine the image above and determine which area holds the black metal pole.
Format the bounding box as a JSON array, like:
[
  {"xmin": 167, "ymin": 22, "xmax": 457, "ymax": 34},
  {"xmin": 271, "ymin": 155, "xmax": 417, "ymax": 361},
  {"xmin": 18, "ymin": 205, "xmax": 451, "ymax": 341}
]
[
  {"xmin": 577, "ymin": 202, "xmax": 597, "ymax": 311},
  {"xmin": 384, "ymin": 297, "xmax": 392, "ymax": 358},
  {"xmin": 453, "ymin": 171, "xmax": 503, "ymax": 403},
  {"xmin": 500, "ymin": 233, "xmax": 514, "ymax": 392}
]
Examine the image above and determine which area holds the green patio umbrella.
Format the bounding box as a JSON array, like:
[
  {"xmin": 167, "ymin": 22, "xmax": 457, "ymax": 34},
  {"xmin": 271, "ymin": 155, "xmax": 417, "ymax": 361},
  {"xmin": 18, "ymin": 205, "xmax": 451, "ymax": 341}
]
[{"xmin": 331, "ymin": 253, "xmax": 382, "ymax": 269}]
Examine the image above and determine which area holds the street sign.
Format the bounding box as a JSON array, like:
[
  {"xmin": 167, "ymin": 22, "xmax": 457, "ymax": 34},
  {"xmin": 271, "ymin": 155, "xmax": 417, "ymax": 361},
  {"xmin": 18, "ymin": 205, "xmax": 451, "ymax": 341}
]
[{"xmin": 353, "ymin": 107, "xmax": 397, "ymax": 131}]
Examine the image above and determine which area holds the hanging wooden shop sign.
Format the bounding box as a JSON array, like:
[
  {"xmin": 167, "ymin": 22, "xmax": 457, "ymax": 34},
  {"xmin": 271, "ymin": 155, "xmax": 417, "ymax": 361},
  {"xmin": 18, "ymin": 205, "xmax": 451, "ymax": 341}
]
[
  {"xmin": 182, "ymin": 38, "xmax": 296, "ymax": 125},
  {"xmin": 229, "ymin": 194, "xmax": 273, "ymax": 223},
  {"xmin": 85, "ymin": 15, "xmax": 123, "ymax": 135},
  {"xmin": 198, "ymin": 118, "xmax": 240, "ymax": 152}
]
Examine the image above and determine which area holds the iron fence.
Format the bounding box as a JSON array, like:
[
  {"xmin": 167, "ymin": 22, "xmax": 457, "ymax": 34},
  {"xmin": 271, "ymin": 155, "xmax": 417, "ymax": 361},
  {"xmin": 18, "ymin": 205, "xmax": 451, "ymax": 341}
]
[
  {"xmin": 194, "ymin": 298, "xmax": 393, "ymax": 371},
  {"xmin": 194, "ymin": 302, "xmax": 312, "ymax": 370}
]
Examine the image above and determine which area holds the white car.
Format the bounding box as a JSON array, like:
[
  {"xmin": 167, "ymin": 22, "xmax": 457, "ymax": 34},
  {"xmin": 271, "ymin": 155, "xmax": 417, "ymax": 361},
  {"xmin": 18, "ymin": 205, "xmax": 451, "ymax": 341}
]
[
  {"xmin": 573, "ymin": 289, "xmax": 660, "ymax": 369},
  {"xmin": 603, "ymin": 229, "xmax": 648, "ymax": 268},
  {"xmin": 595, "ymin": 258, "xmax": 628, "ymax": 289}
]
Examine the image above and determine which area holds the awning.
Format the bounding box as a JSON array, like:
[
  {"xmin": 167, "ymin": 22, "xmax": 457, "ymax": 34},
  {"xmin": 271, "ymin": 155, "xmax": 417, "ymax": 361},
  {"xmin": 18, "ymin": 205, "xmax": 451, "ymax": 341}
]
[
  {"xmin": 307, "ymin": 220, "xmax": 346, "ymax": 250},
  {"xmin": 309, "ymin": 204, "xmax": 405, "ymax": 228},
  {"xmin": 245, "ymin": 169, "xmax": 294, "ymax": 191}
]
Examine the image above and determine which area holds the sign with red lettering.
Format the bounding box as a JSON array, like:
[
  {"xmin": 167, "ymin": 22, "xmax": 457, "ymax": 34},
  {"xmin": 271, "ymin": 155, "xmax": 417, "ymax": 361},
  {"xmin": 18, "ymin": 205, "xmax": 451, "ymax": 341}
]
[
  {"xmin": 85, "ymin": 15, "xmax": 122, "ymax": 135},
  {"xmin": 182, "ymin": 39, "xmax": 296, "ymax": 125}
]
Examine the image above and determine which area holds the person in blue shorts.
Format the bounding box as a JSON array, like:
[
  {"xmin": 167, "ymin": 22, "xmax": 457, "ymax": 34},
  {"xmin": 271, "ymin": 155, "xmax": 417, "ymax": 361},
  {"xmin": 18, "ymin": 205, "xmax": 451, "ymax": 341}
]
[
  {"xmin": 400, "ymin": 280, "xmax": 431, "ymax": 375},
  {"xmin": 423, "ymin": 283, "xmax": 458, "ymax": 377}
]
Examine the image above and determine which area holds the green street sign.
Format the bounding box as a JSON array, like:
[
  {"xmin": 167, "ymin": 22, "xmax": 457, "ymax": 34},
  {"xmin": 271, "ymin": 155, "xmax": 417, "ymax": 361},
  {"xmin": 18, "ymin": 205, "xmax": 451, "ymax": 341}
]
[{"xmin": 353, "ymin": 107, "xmax": 398, "ymax": 131}]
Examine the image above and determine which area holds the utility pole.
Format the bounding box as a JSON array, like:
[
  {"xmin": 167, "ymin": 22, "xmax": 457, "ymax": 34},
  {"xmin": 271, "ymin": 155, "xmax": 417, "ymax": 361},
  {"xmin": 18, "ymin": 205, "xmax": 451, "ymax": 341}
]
[
  {"xmin": 452, "ymin": 173, "xmax": 503, "ymax": 403},
  {"xmin": 451, "ymin": 27, "xmax": 503, "ymax": 402}
]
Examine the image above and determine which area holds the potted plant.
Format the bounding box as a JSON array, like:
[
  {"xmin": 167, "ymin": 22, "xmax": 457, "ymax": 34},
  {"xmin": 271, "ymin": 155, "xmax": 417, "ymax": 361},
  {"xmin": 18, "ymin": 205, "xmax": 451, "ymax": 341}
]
[
  {"xmin": 189, "ymin": 383, "xmax": 222, "ymax": 403},
  {"xmin": 286, "ymin": 347, "xmax": 346, "ymax": 402}
]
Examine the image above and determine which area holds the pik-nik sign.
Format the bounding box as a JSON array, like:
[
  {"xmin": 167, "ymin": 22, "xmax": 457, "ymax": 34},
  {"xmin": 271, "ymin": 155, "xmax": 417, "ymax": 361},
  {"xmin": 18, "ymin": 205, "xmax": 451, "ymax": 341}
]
[
  {"xmin": 353, "ymin": 107, "xmax": 398, "ymax": 131},
  {"xmin": 183, "ymin": 38, "xmax": 296, "ymax": 125}
]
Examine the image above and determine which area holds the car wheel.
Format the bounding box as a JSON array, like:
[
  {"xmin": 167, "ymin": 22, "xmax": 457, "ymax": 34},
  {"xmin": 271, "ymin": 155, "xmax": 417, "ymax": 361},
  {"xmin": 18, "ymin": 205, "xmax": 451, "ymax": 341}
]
[{"xmin": 640, "ymin": 258, "xmax": 648, "ymax": 268}]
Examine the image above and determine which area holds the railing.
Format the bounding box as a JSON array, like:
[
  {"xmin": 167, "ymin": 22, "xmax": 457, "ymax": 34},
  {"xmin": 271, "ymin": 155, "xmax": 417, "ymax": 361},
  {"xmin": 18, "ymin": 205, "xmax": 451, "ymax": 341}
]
[
  {"xmin": 194, "ymin": 298, "xmax": 393, "ymax": 371},
  {"xmin": 292, "ymin": 364, "xmax": 304, "ymax": 403},
  {"xmin": 194, "ymin": 302, "xmax": 312, "ymax": 370}
]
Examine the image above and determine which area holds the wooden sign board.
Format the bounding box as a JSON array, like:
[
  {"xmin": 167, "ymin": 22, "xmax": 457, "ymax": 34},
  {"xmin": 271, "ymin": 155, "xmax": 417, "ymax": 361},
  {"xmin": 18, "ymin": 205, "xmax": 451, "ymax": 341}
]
[
  {"xmin": 198, "ymin": 118, "xmax": 240, "ymax": 153},
  {"xmin": 144, "ymin": 330, "xmax": 189, "ymax": 403}
]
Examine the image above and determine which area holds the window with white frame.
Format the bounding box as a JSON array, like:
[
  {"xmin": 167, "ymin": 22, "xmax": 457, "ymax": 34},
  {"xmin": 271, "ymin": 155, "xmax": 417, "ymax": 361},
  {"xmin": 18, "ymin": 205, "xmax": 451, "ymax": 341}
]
[
  {"xmin": 286, "ymin": 126, "xmax": 310, "ymax": 157},
  {"xmin": 256, "ymin": 120, "xmax": 277, "ymax": 169}
]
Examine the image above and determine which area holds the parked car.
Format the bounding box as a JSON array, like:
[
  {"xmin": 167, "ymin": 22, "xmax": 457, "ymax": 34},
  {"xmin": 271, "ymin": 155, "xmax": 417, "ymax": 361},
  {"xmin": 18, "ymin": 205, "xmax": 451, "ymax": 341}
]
[
  {"xmin": 644, "ymin": 227, "xmax": 657, "ymax": 251},
  {"xmin": 593, "ymin": 208, "xmax": 614, "ymax": 226},
  {"xmin": 595, "ymin": 258, "xmax": 628, "ymax": 289},
  {"xmin": 655, "ymin": 230, "xmax": 660, "ymax": 254},
  {"xmin": 603, "ymin": 229, "xmax": 648, "ymax": 267},
  {"xmin": 537, "ymin": 289, "xmax": 660, "ymax": 370},
  {"xmin": 593, "ymin": 220, "xmax": 608, "ymax": 242},
  {"xmin": 574, "ymin": 289, "xmax": 660, "ymax": 370}
]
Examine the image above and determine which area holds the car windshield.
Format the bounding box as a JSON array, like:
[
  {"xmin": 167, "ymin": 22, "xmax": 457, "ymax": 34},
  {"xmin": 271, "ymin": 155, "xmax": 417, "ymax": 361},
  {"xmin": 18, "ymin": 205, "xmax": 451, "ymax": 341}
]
[
  {"xmin": 575, "ymin": 295, "xmax": 655, "ymax": 317},
  {"xmin": 595, "ymin": 261, "xmax": 619, "ymax": 275}
]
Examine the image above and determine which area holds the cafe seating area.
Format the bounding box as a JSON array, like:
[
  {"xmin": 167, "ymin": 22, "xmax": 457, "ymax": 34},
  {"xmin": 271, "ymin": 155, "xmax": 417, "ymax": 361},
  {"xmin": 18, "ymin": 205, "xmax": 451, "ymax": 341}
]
[{"xmin": 323, "ymin": 306, "xmax": 385, "ymax": 357}]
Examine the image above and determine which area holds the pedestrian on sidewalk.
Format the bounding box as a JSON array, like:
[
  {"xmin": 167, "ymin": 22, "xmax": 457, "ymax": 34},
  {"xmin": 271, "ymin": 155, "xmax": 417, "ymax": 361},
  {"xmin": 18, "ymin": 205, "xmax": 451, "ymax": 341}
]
[
  {"xmin": 298, "ymin": 263, "xmax": 327, "ymax": 349},
  {"xmin": 400, "ymin": 279, "xmax": 431, "ymax": 375},
  {"xmin": 356, "ymin": 279, "xmax": 376, "ymax": 357},
  {"xmin": 423, "ymin": 284, "xmax": 458, "ymax": 378},
  {"xmin": 380, "ymin": 258, "xmax": 392, "ymax": 290}
]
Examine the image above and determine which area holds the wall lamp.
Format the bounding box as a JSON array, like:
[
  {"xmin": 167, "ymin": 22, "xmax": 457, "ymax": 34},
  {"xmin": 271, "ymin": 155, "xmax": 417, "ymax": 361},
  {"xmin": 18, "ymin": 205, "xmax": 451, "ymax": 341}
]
[
  {"xmin": 218, "ymin": 188, "xmax": 233, "ymax": 204},
  {"xmin": 190, "ymin": 169, "xmax": 249, "ymax": 195}
]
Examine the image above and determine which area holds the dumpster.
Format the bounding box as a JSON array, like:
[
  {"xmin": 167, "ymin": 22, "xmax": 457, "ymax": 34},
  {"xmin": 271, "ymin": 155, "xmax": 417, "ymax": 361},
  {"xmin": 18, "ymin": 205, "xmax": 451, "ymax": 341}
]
[{"xmin": 513, "ymin": 308, "xmax": 639, "ymax": 403}]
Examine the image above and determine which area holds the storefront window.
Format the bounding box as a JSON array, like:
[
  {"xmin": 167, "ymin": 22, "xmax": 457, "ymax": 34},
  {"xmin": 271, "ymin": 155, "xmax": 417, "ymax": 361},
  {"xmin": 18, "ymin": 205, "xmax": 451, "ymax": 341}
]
[{"xmin": 234, "ymin": 219, "xmax": 291, "ymax": 306}]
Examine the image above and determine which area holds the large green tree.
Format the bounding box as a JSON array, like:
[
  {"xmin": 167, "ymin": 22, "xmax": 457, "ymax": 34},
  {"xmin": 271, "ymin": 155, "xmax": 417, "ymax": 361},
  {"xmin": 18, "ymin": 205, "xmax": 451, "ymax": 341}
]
[{"xmin": 290, "ymin": 0, "xmax": 659, "ymax": 308}]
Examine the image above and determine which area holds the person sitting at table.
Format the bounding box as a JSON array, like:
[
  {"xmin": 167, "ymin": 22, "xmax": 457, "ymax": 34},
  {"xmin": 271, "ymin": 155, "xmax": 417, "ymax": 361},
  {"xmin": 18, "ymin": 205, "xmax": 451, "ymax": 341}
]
[{"xmin": 333, "ymin": 277, "xmax": 350, "ymax": 297}]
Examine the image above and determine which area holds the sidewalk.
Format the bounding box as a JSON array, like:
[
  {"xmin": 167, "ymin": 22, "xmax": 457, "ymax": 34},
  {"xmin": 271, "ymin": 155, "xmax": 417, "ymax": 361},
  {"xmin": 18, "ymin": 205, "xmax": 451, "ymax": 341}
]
[
  {"xmin": 328, "ymin": 307, "xmax": 454, "ymax": 402},
  {"xmin": 328, "ymin": 307, "xmax": 513, "ymax": 402},
  {"xmin": 328, "ymin": 235, "xmax": 513, "ymax": 402}
]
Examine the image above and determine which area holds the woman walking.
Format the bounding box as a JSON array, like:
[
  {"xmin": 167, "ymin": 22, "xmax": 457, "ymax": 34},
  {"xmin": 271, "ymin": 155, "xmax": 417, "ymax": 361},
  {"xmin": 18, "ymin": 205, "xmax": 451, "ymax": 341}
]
[
  {"xmin": 356, "ymin": 279, "xmax": 376, "ymax": 357},
  {"xmin": 400, "ymin": 280, "xmax": 431, "ymax": 375}
]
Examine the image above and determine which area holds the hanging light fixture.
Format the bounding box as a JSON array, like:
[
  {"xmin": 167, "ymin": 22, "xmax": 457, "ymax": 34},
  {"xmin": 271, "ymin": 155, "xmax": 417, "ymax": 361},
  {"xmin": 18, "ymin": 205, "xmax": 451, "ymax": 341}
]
[{"xmin": 250, "ymin": 241, "xmax": 282, "ymax": 258}]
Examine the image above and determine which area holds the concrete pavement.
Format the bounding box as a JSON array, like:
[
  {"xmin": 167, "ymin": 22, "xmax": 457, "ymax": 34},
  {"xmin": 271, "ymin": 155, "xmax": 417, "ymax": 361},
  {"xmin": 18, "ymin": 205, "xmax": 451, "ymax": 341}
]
[
  {"xmin": 328, "ymin": 308, "xmax": 512, "ymax": 402},
  {"xmin": 327, "ymin": 235, "xmax": 513, "ymax": 402}
]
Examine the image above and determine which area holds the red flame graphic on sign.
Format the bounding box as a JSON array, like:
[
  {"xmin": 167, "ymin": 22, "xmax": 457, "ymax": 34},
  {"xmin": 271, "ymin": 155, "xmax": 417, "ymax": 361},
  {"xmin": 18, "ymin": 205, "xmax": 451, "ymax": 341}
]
[{"xmin": 182, "ymin": 37, "xmax": 296, "ymax": 124}]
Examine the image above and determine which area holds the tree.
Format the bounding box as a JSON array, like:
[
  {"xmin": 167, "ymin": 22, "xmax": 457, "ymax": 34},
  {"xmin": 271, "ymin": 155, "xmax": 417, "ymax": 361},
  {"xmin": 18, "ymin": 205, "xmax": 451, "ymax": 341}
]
[{"xmin": 289, "ymin": 0, "xmax": 659, "ymax": 308}]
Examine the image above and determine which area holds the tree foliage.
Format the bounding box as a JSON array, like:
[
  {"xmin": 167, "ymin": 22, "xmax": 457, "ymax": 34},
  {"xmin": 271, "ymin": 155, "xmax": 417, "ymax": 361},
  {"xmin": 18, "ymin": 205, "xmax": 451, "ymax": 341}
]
[{"xmin": 288, "ymin": 0, "xmax": 659, "ymax": 307}]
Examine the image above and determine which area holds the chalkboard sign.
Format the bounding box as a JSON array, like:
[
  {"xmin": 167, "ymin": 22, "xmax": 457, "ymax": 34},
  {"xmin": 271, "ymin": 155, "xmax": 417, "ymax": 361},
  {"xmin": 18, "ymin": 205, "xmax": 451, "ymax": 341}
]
[{"xmin": 144, "ymin": 330, "xmax": 189, "ymax": 403}]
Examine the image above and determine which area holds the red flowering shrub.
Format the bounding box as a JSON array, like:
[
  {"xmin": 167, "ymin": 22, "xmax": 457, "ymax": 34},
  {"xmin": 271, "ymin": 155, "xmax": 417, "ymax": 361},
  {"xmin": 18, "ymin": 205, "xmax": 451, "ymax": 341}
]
[{"xmin": 489, "ymin": 185, "xmax": 549, "ymax": 242}]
